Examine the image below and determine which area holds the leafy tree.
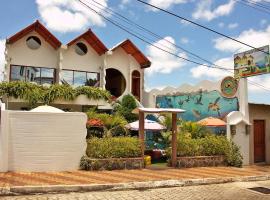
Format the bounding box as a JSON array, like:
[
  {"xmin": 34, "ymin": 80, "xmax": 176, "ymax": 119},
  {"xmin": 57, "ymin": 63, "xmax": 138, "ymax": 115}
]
[{"xmin": 114, "ymin": 94, "xmax": 138, "ymax": 122}]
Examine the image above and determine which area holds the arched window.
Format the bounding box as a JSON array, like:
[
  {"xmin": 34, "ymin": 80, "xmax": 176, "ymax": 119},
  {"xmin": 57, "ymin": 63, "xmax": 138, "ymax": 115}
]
[{"xmin": 132, "ymin": 70, "xmax": 141, "ymax": 101}]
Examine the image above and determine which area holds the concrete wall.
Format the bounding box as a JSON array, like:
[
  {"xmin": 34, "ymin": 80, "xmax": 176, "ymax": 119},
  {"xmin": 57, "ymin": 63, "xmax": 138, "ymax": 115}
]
[
  {"xmin": 0, "ymin": 110, "xmax": 87, "ymax": 172},
  {"xmin": 106, "ymin": 47, "xmax": 143, "ymax": 99},
  {"xmin": 62, "ymin": 38, "xmax": 102, "ymax": 73},
  {"xmin": 249, "ymin": 103, "xmax": 270, "ymax": 164},
  {"xmin": 6, "ymin": 31, "xmax": 59, "ymax": 81}
]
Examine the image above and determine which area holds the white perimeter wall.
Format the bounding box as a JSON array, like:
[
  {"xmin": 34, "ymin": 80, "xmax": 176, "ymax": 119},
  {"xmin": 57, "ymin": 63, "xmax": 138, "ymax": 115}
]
[{"xmin": 0, "ymin": 110, "xmax": 87, "ymax": 172}]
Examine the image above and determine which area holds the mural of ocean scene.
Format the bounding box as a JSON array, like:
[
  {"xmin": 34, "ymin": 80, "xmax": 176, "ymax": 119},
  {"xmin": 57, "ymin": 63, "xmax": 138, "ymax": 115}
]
[{"xmin": 156, "ymin": 90, "xmax": 239, "ymax": 121}]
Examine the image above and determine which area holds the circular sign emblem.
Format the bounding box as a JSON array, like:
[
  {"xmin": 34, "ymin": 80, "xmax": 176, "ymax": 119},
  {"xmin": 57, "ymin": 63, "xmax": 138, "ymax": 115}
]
[{"xmin": 220, "ymin": 76, "xmax": 238, "ymax": 98}]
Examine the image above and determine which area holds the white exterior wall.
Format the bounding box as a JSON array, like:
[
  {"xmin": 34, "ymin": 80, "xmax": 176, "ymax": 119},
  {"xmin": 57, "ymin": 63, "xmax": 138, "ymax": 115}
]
[
  {"xmin": 106, "ymin": 47, "xmax": 143, "ymax": 98},
  {"xmin": 62, "ymin": 38, "xmax": 102, "ymax": 73},
  {"xmin": 6, "ymin": 31, "xmax": 59, "ymax": 81},
  {"xmin": 0, "ymin": 110, "xmax": 87, "ymax": 172}
]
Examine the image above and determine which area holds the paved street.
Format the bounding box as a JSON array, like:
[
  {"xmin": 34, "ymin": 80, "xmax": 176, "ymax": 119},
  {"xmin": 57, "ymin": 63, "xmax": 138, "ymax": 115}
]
[{"xmin": 2, "ymin": 180, "xmax": 270, "ymax": 200}]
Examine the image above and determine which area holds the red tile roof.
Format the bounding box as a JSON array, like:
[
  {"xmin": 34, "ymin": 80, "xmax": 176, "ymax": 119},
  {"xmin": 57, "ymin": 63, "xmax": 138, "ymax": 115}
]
[
  {"xmin": 7, "ymin": 20, "xmax": 62, "ymax": 49},
  {"xmin": 67, "ymin": 29, "xmax": 108, "ymax": 55},
  {"xmin": 111, "ymin": 39, "xmax": 151, "ymax": 68}
]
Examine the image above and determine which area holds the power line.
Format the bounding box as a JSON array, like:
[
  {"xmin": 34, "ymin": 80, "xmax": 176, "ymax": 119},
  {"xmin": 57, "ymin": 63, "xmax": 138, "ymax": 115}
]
[
  {"xmin": 243, "ymin": 0, "xmax": 270, "ymax": 10},
  {"xmin": 88, "ymin": 0, "xmax": 270, "ymax": 92},
  {"xmin": 135, "ymin": 0, "xmax": 270, "ymax": 55},
  {"xmin": 234, "ymin": 0, "xmax": 270, "ymax": 15},
  {"xmin": 89, "ymin": 0, "xmax": 226, "ymax": 65},
  {"xmin": 77, "ymin": 0, "xmax": 270, "ymax": 93},
  {"xmin": 78, "ymin": 0, "xmax": 232, "ymax": 71}
]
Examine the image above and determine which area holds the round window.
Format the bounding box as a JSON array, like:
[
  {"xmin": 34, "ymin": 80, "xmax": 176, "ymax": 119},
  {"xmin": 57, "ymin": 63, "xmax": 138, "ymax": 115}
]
[
  {"xmin": 75, "ymin": 42, "xmax": 88, "ymax": 55},
  {"xmin": 26, "ymin": 36, "xmax": 41, "ymax": 50}
]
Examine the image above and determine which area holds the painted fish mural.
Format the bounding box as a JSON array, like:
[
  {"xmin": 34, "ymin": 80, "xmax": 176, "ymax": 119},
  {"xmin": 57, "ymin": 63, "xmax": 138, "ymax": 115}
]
[{"xmin": 156, "ymin": 90, "xmax": 239, "ymax": 121}]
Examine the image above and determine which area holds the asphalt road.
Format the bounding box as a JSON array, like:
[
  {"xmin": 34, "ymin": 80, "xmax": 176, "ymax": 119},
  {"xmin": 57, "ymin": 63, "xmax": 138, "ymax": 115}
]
[{"xmin": 2, "ymin": 180, "xmax": 270, "ymax": 200}]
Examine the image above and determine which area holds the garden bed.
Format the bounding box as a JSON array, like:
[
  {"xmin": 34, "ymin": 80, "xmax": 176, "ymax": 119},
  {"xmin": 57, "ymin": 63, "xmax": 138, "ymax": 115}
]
[
  {"xmin": 176, "ymin": 155, "xmax": 225, "ymax": 168},
  {"xmin": 80, "ymin": 156, "xmax": 144, "ymax": 171}
]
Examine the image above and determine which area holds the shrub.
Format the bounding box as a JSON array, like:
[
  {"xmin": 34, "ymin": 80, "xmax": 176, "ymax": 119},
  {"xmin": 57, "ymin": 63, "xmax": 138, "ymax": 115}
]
[
  {"xmin": 224, "ymin": 140, "xmax": 243, "ymax": 167},
  {"xmin": 86, "ymin": 137, "xmax": 142, "ymax": 159},
  {"xmin": 171, "ymin": 133, "xmax": 243, "ymax": 167}
]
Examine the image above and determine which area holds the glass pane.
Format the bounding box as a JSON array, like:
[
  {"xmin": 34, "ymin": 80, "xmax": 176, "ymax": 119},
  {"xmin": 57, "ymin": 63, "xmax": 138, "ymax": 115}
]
[
  {"xmin": 10, "ymin": 65, "xmax": 26, "ymax": 81},
  {"xmin": 61, "ymin": 70, "xmax": 73, "ymax": 85},
  {"xmin": 41, "ymin": 68, "xmax": 55, "ymax": 85},
  {"xmin": 74, "ymin": 71, "xmax": 86, "ymax": 87},
  {"xmin": 26, "ymin": 67, "xmax": 40, "ymax": 84},
  {"xmin": 86, "ymin": 72, "xmax": 99, "ymax": 87}
]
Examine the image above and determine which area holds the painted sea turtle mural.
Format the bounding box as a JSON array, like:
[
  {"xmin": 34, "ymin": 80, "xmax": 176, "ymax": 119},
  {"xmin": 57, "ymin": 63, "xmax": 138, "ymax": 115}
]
[{"xmin": 156, "ymin": 90, "xmax": 239, "ymax": 121}]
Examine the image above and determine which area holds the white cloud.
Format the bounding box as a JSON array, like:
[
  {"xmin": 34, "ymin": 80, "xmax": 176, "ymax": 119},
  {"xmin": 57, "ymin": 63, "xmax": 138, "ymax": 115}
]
[
  {"xmin": 260, "ymin": 19, "xmax": 267, "ymax": 27},
  {"xmin": 0, "ymin": 40, "xmax": 5, "ymax": 81},
  {"xmin": 218, "ymin": 22, "xmax": 225, "ymax": 28},
  {"xmin": 228, "ymin": 22, "xmax": 238, "ymax": 29},
  {"xmin": 36, "ymin": 0, "xmax": 109, "ymax": 33},
  {"xmin": 214, "ymin": 26, "xmax": 270, "ymax": 53},
  {"xmin": 119, "ymin": 0, "xmax": 131, "ymax": 10},
  {"xmin": 192, "ymin": 0, "xmax": 235, "ymax": 21},
  {"xmin": 190, "ymin": 57, "xmax": 233, "ymax": 80},
  {"xmin": 190, "ymin": 55, "xmax": 270, "ymax": 93},
  {"xmin": 145, "ymin": 36, "xmax": 187, "ymax": 75},
  {"xmin": 248, "ymin": 76, "xmax": 270, "ymax": 93},
  {"xmin": 180, "ymin": 37, "xmax": 189, "ymax": 44},
  {"xmin": 148, "ymin": 0, "xmax": 187, "ymax": 10}
]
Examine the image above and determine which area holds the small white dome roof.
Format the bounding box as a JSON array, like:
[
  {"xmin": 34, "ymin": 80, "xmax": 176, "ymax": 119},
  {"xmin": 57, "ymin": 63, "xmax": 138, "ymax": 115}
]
[{"xmin": 30, "ymin": 105, "xmax": 64, "ymax": 113}]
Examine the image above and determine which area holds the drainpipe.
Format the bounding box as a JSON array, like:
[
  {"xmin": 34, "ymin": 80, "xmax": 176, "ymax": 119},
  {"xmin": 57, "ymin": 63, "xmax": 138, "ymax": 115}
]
[{"xmin": 58, "ymin": 45, "xmax": 66, "ymax": 84}]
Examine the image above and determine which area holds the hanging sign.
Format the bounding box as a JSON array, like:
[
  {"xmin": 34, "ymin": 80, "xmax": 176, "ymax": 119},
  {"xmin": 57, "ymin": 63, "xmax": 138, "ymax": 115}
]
[
  {"xmin": 220, "ymin": 76, "xmax": 238, "ymax": 98},
  {"xmin": 234, "ymin": 45, "xmax": 270, "ymax": 78}
]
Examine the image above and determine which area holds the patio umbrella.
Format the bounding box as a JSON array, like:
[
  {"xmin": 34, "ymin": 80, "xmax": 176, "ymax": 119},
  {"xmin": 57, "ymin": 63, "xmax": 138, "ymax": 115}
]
[
  {"xmin": 197, "ymin": 117, "xmax": 226, "ymax": 127},
  {"xmin": 125, "ymin": 119, "xmax": 166, "ymax": 131}
]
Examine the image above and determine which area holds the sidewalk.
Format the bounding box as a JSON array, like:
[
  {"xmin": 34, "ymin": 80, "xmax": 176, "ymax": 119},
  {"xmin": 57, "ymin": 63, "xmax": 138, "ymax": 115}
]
[{"xmin": 1, "ymin": 165, "xmax": 270, "ymax": 195}]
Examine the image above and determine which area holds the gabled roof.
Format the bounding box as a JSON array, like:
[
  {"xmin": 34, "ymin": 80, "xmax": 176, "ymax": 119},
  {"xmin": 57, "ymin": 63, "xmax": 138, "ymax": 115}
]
[
  {"xmin": 7, "ymin": 20, "xmax": 61, "ymax": 50},
  {"xmin": 67, "ymin": 29, "xmax": 108, "ymax": 55},
  {"xmin": 111, "ymin": 39, "xmax": 151, "ymax": 68}
]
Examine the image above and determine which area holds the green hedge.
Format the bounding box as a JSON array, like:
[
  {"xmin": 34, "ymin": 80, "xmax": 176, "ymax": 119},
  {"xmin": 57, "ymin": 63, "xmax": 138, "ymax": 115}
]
[
  {"xmin": 0, "ymin": 81, "xmax": 111, "ymax": 106},
  {"xmin": 175, "ymin": 134, "xmax": 243, "ymax": 167},
  {"xmin": 86, "ymin": 137, "xmax": 142, "ymax": 159}
]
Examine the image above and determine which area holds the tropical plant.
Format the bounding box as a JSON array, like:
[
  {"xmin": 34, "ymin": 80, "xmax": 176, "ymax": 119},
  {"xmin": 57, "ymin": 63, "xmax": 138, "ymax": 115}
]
[
  {"xmin": 0, "ymin": 81, "xmax": 111, "ymax": 107},
  {"xmin": 86, "ymin": 110, "xmax": 129, "ymax": 137},
  {"xmin": 180, "ymin": 121, "xmax": 212, "ymax": 138},
  {"xmin": 113, "ymin": 94, "xmax": 138, "ymax": 122}
]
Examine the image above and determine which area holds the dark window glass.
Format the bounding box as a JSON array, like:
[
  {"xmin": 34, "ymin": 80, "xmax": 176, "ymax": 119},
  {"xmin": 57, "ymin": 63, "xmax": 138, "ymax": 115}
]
[
  {"xmin": 25, "ymin": 67, "xmax": 40, "ymax": 84},
  {"xmin": 41, "ymin": 68, "xmax": 55, "ymax": 85},
  {"xmin": 10, "ymin": 65, "xmax": 55, "ymax": 85},
  {"xmin": 86, "ymin": 72, "xmax": 99, "ymax": 87},
  {"xmin": 10, "ymin": 65, "xmax": 26, "ymax": 81},
  {"xmin": 26, "ymin": 36, "xmax": 41, "ymax": 50},
  {"xmin": 61, "ymin": 70, "xmax": 73, "ymax": 85},
  {"xmin": 75, "ymin": 42, "xmax": 88, "ymax": 55},
  {"xmin": 74, "ymin": 71, "xmax": 86, "ymax": 87}
]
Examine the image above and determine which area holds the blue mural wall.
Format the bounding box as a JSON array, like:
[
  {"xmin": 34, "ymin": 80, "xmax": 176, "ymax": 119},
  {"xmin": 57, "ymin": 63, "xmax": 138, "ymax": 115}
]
[{"xmin": 156, "ymin": 90, "xmax": 239, "ymax": 121}]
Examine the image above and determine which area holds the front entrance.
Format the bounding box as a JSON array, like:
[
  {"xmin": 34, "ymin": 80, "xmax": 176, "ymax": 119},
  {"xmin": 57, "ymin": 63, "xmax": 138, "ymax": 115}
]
[
  {"xmin": 254, "ymin": 120, "xmax": 265, "ymax": 163},
  {"xmin": 105, "ymin": 68, "xmax": 126, "ymax": 98}
]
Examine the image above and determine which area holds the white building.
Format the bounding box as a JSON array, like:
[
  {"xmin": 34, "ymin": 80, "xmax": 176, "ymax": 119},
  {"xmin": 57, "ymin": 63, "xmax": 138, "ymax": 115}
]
[{"xmin": 4, "ymin": 20, "xmax": 151, "ymax": 111}]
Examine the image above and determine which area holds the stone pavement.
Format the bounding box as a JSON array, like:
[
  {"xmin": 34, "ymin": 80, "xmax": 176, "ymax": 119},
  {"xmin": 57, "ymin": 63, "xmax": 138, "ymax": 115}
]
[
  {"xmin": 1, "ymin": 165, "xmax": 270, "ymax": 187},
  {"xmin": 2, "ymin": 180, "xmax": 270, "ymax": 199}
]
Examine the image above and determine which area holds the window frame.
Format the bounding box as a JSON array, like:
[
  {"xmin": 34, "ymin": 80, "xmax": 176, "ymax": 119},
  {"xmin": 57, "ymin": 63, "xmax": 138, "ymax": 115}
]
[
  {"xmin": 61, "ymin": 69, "xmax": 100, "ymax": 87},
  {"xmin": 10, "ymin": 64, "xmax": 56, "ymax": 85}
]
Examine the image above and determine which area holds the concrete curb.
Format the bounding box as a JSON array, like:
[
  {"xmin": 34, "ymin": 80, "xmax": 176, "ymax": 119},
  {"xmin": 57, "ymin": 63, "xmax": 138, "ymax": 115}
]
[{"xmin": 1, "ymin": 174, "xmax": 270, "ymax": 196}]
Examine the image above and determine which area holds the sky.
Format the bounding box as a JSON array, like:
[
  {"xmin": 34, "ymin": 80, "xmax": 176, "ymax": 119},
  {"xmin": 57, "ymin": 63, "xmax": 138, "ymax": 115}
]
[{"xmin": 0, "ymin": 0, "xmax": 270, "ymax": 103}]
